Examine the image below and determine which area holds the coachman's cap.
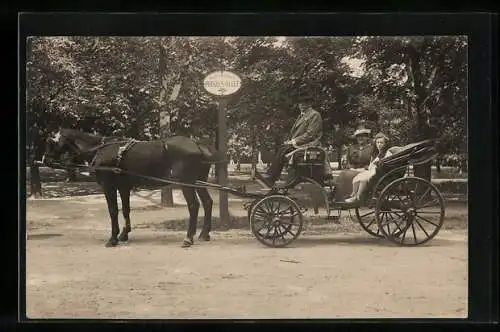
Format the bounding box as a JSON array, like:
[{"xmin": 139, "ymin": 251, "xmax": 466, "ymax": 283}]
[{"xmin": 297, "ymin": 93, "xmax": 315, "ymax": 103}]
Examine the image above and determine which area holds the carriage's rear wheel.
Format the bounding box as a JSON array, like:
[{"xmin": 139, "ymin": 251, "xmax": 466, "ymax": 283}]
[
  {"xmin": 376, "ymin": 177, "xmax": 445, "ymax": 246},
  {"xmin": 250, "ymin": 195, "xmax": 304, "ymax": 248}
]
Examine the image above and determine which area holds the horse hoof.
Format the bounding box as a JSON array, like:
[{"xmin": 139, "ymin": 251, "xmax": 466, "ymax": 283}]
[
  {"xmin": 118, "ymin": 233, "xmax": 129, "ymax": 242},
  {"xmin": 105, "ymin": 239, "xmax": 119, "ymax": 247},
  {"xmin": 198, "ymin": 233, "xmax": 210, "ymax": 241},
  {"xmin": 181, "ymin": 239, "xmax": 193, "ymax": 248}
]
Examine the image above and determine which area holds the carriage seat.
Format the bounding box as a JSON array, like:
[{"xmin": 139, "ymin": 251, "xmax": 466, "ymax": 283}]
[
  {"xmin": 285, "ymin": 146, "xmax": 328, "ymax": 180},
  {"xmin": 288, "ymin": 146, "xmax": 326, "ymax": 166}
]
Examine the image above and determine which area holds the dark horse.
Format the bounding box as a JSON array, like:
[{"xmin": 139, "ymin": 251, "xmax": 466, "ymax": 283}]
[{"xmin": 43, "ymin": 128, "xmax": 225, "ymax": 248}]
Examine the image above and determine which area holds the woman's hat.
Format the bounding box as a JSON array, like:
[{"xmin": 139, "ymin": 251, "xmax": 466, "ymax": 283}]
[{"xmin": 352, "ymin": 128, "xmax": 372, "ymax": 138}]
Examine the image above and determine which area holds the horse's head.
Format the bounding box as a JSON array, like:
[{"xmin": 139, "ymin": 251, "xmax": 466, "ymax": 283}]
[
  {"xmin": 43, "ymin": 129, "xmax": 102, "ymax": 166},
  {"xmin": 43, "ymin": 130, "xmax": 72, "ymax": 166}
]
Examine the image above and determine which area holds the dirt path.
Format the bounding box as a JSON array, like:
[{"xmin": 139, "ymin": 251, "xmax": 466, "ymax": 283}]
[{"xmin": 25, "ymin": 197, "xmax": 468, "ymax": 319}]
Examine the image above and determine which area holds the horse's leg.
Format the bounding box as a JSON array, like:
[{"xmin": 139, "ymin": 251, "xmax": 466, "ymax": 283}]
[
  {"xmin": 197, "ymin": 164, "xmax": 213, "ymax": 241},
  {"xmin": 196, "ymin": 187, "xmax": 213, "ymax": 241},
  {"xmin": 118, "ymin": 185, "xmax": 132, "ymax": 242},
  {"xmin": 181, "ymin": 187, "xmax": 200, "ymax": 248},
  {"xmin": 103, "ymin": 185, "xmax": 120, "ymax": 247}
]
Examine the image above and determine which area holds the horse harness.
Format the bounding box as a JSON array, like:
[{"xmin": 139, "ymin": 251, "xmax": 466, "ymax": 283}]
[
  {"xmin": 89, "ymin": 137, "xmax": 138, "ymax": 169},
  {"xmin": 115, "ymin": 139, "xmax": 138, "ymax": 167}
]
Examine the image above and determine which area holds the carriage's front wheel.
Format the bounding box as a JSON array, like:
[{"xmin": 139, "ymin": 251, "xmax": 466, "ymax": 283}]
[
  {"xmin": 376, "ymin": 177, "xmax": 445, "ymax": 246},
  {"xmin": 249, "ymin": 195, "xmax": 304, "ymax": 248}
]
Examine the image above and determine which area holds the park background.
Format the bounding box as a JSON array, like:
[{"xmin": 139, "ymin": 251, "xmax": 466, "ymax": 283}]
[{"xmin": 25, "ymin": 36, "xmax": 467, "ymax": 203}]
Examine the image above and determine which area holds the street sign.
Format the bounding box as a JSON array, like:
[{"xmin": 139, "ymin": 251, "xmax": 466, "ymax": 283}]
[
  {"xmin": 203, "ymin": 70, "xmax": 242, "ymax": 225},
  {"xmin": 203, "ymin": 71, "xmax": 242, "ymax": 96}
]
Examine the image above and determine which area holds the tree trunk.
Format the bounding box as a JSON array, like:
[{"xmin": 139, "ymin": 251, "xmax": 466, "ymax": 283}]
[
  {"xmin": 214, "ymin": 129, "xmax": 219, "ymax": 179},
  {"xmin": 30, "ymin": 164, "xmax": 42, "ymax": 198},
  {"xmin": 28, "ymin": 127, "xmax": 43, "ymax": 198},
  {"xmin": 158, "ymin": 40, "xmax": 174, "ymax": 207},
  {"xmin": 459, "ymin": 154, "xmax": 467, "ymax": 173},
  {"xmin": 250, "ymin": 126, "xmax": 257, "ymax": 170},
  {"xmin": 408, "ymin": 45, "xmax": 432, "ymax": 181}
]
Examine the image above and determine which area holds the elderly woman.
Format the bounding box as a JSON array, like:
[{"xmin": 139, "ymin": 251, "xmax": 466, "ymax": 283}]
[
  {"xmin": 331, "ymin": 128, "xmax": 372, "ymax": 201},
  {"xmin": 344, "ymin": 132, "xmax": 393, "ymax": 204}
]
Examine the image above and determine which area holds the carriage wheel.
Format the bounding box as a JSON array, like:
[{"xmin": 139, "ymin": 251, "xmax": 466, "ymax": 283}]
[
  {"xmin": 354, "ymin": 206, "xmax": 384, "ymax": 238},
  {"xmin": 376, "ymin": 177, "xmax": 445, "ymax": 246},
  {"xmin": 250, "ymin": 195, "xmax": 304, "ymax": 248}
]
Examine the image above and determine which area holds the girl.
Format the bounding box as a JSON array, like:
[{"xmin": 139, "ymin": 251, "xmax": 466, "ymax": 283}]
[{"xmin": 344, "ymin": 132, "xmax": 392, "ymax": 204}]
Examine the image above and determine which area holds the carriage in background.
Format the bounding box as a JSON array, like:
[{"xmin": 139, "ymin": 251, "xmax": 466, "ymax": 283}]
[{"xmin": 247, "ymin": 139, "xmax": 446, "ymax": 248}]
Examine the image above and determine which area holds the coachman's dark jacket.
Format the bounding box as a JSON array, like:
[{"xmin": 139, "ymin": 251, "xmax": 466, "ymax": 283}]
[{"xmin": 288, "ymin": 108, "xmax": 323, "ymax": 148}]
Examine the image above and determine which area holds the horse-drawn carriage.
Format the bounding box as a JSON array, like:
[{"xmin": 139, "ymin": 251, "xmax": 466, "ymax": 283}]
[
  {"xmin": 247, "ymin": 139, "xmax": 445, "ymax": 248},
  {"xmin": 40, "ymin": 129, "xmax": 445, "ymax": 248}
]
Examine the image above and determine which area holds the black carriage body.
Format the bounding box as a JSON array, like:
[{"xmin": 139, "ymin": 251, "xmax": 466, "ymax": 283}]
[{"xmin": 291, "ymin": 147, "xmax": 326, "ymax": 183}]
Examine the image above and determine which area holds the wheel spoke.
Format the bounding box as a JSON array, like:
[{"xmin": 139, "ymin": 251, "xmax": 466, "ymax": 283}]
[
  {"xmin": 387, "ymin": 212, "xmax": 405, "ymax": 235},
  {"xmin": 272, "ymin": 227, "xmax": 278, "ymax": 245},
  {"xmin": 275, "ymin": 225, "xmax": 286, "ymax": 242},
  {"xmin": 416, "ymin": 210, "xmax": 442, "ymax": 215},
  {"xmin": 417, "ymin": 198, "xmax": 440, "ymax": 209},
  {"xmin": 414, "ymin": 218, "xmax": 430, "ymax": 238},
  {"xmin": 276, "ymin": 200, "xmax": 282, "ymax": 215},
  {"xmin": 380, "ymin": 210, "xmax": 405, "ymax": 227},
  {"xmin": 400, "ymin": 224, "xmax": 407, "ymax": 244},
  {"xmin": 411, "ymin": 222, "xmax": 417, "ymax": 244},
  {"xmin": 254, "ymin": 206, "xmax": 268, "ymax": 216},
  {"xmin": 276, "ymin": 203, "xmax": 292, "ymax": 215},
  {"xmin": 264, "ymin": 200, "xmax": 275, "ymax": 214},
  {"xmin": 256, "ymin": 222, "xmax": 271, "ymax": 233},
  {"xmin": 416, "ymin": 215, "xmax": 440, "ymax": 228},
  {"xmin": 365, "ymin": 216, "xmax": 377, "ymax": 228},
  {"xmin": 360, "ymin": 210, "xmax": 375, "ymax": 219},
  {"xmin": 387, "ymin": 210, "xmax": 405, "ymax": 219},
  {"xmin": 263, "ymin": 225, "xmax": 273, "ymax": 239},
  {"xmin": 416, "ymin": 187, "xmax": 432, "ymax": 206}
]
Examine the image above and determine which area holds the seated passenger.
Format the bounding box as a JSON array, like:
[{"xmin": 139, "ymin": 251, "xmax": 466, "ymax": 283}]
[
  {"xmin": 344, "ymin": 132, "xmax": 393, "ymax": 204},
  {"xmin": 346, "ymin": 128, "xmax": 373, "ymax": 170}
]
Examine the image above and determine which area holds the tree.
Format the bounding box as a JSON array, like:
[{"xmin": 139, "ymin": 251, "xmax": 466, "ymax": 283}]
[{"xmin": 353, "ymin": 36, "xmax": 467, "ymax": 179}]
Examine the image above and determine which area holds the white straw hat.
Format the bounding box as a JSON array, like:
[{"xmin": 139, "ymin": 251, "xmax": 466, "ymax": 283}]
[{"xmin": 353, "ymin": 128, "xmax": 372, "ymax": 137}]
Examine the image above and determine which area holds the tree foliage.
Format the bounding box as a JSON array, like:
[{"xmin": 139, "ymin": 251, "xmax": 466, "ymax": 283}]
[{"xmin": 26, "ymin": 36, "xmax": 468, "ymax": 167}]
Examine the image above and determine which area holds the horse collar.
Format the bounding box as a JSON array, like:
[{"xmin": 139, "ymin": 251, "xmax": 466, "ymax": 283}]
[{"xmin": 116, "ymin": 139, "xmax": 137, "ymax": 167}]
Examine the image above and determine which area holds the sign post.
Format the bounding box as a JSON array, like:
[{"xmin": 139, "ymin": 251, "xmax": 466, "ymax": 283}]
[{"xmin": 203, "ymin": 70, "xmax": 241, "ymax": 224}]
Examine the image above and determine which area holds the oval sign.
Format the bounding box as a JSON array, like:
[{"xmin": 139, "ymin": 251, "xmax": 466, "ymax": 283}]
[{"xmin": 203, "ymin": 71, "xmax": 242, "ymax": 96}]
